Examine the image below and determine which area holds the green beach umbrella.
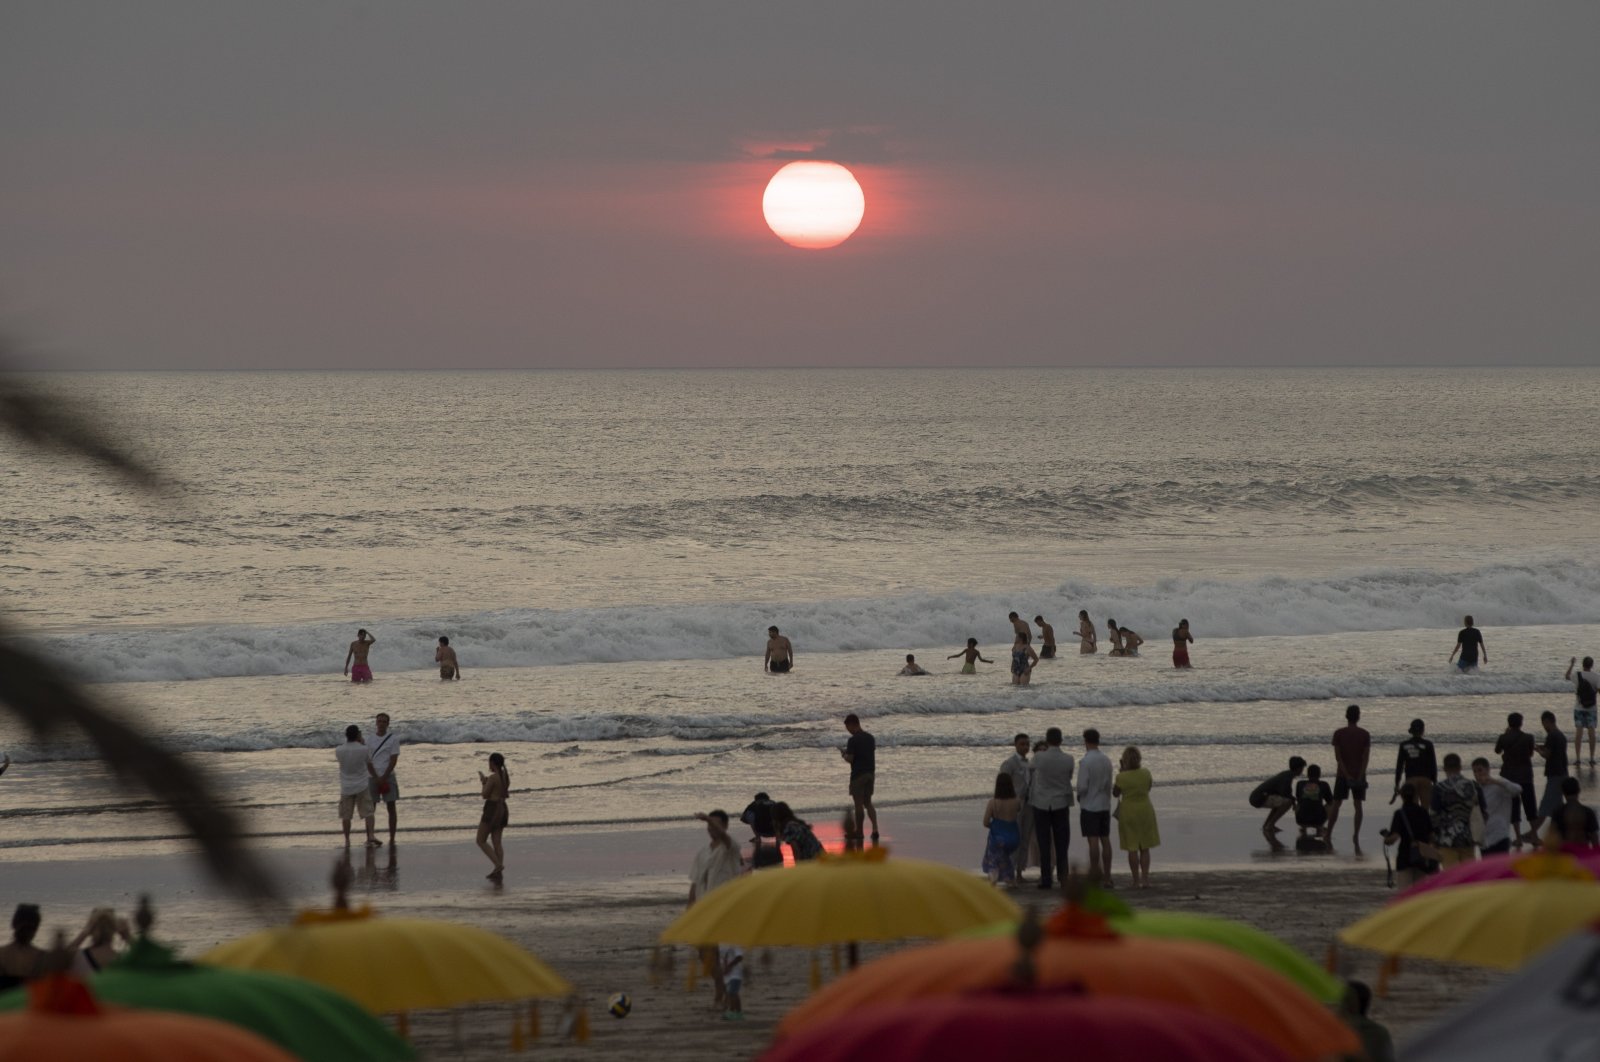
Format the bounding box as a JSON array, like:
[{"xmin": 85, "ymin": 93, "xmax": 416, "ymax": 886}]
[
  {"xmin": 0, "ymin": 936, "xmax": 415, "ymax": 1062},
  {"xmin": 964, "ymin": 893, "xmax": 1344, "ymax": 1003}
]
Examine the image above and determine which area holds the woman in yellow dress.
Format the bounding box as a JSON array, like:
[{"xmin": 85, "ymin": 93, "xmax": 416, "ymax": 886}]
[{"xmin": 1113, "ymin": 746, "xmax": 1160, "ymax": 889}]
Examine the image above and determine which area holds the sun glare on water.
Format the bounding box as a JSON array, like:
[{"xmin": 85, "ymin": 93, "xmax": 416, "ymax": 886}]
[{"xmin": 762, "ymin": 161, "xmax": 865, "ymax": 250}]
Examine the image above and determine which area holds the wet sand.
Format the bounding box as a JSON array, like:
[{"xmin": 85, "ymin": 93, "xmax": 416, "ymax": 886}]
[{"xmin": 6, "ymin": 801, "xmax": 1504, "ymax": 1059}]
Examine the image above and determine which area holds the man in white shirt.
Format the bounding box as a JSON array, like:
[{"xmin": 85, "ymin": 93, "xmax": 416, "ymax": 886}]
[
  {"xmin": 1471, "ymin": 757, "xmax": 1520, "ymax": 855},
  {"xmin": 368, "ymin": 713, "xmax": 400, "ymax": 847},
  {"xmin": 335, "ymin": 724, "xmax": 379, "ymax": 848},
  {"xmin": 1000, "ymin": 734, "xmax": 1034, "ymax": 877},
  {"xmin": 1076, "ymin": 728, "xmax": 1115, "ymax": 887},
  {"xmin": 1028, "ymin": 727, "xmax": 1075, "ymax": 890},
  {"xmin": 687, "ymin": 810, "xmax": 743, "ymax": 1010}
]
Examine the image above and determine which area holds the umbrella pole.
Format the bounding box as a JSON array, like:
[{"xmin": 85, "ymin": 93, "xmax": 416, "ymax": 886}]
[{"xmin": 847, "ymin": 942, "xmax": 859, "ymax": 969}]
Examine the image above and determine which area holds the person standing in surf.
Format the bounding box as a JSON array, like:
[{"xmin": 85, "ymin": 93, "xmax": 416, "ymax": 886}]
[
  {"xmin": 1105, "ymin": 618, "xmax": 1124, "ymax": 656},
  {"xmin": 1010, "ymin": 629, "xmax": 1039, "ymax": 686},
  {"xmin": 343, "ymin": 629, "xmax": 376, "ymax": 683},
  {"xmin": 368, "ymin": 712, "xmax": 400, "ymax": 847},
  {"xmin": 1565, "ymin": 656, "xmax": 1598, "ymax": 768},
  {"xmin": 1171, "ymin": 619, "xmax": 1194, "ymax": 668},
  {"xmin": 1449, "ymin": 615, "xmax": 1486, "ymax": 672},
  {"xmin": 764, "ymin": 626, "xmax": 794, "ymax": 673},
  {"xmin": 435, "ymin": 636, "xmax": 461, "ymax": 680},
  {"xmin": 1118, "ymin": 625, "xmax": 1144, "ymax": 657},
  {"xmin": 1077, "ymin": 610, "xmax": 1097, "ymax": 654},
  {"xmin": 1008, "ymin": 612, "xmax": 1032, "ymax": 645},
  {"xmin": 948, "ymin": 638, "xmax": 993, "ymax": 673},
  {"xmin": 1034, "ymin": 616, "xmax": 1057, "ymax": 659}
]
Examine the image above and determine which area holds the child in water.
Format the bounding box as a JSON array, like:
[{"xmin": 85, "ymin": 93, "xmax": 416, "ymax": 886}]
[{"xmin": 948, "ymin": 638, "xmax": 993, "ymax": 675}]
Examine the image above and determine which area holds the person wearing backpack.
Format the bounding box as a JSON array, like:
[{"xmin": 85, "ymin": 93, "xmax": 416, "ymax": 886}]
[
  {"xmin": 1381, "ymin": 783, "xmax": 1438, "ymax": 885},
  {"xmin": 1565, "ymin": 656, "xmax": 1598, "ymax": 768}
]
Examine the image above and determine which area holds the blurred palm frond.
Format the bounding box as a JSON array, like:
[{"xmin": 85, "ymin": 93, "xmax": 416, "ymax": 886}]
[{"xmin": 2, "ymin": 343, "xmax": 278, "ymax": 904}]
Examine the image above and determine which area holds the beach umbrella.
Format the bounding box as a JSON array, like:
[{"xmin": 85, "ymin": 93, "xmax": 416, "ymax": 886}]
[
  {"xmin": 1392, "ymin": 846, "xmax": 1600, "ymax": 902},
  {"xmin": 0, "ymin": 936, "xmax": 414, "ymax": 1062},
  {"xmin": 1338, "ymin": 876, "xmax": 1600, "ymax": 976},
  {"xmin": 1401, "ymin": 924, "xmax": 1600, "ymax": 1061},
  {"xmin": 776, "ymin": 905, "xmax": 1359, "ymax": 1061},
  {"xmin": 0, "ymin": 974, "xmax": 298, "ymax": 1062},
  {"xmin": 202, "ymin": 905, "xmax": 571, "ymax": 1016},
  {"xmin": 762, "ymin": 991, "xmax": 1292, "ymax": 1062},
  {"xmin": 963, "ymin": 898, "xmax": 1345, "ymax": 1003},
  {"xmin": 659, "ymin": 846, "xmax": 1018, "ymax": 948}
]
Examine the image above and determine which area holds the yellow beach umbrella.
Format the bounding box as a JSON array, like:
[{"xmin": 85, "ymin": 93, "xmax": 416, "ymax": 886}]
[
  {"xmin": 203, "ymin": 906, "xmax": 571, "ymax": 1015},
  {"xmin": 1338, "ymin": 878, "xmax": 1600, "ymax": 973},
  {"xmin": 660, "ymin": 847, "xmax": 1018, "ymax": 947}
]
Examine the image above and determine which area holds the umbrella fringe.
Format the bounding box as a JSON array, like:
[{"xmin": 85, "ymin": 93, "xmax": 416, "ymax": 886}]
[
  {"xmin": 573, "ymin": 1003, "xmax": 591, "ymax": 1043},
  {"xmin": 1377, "ymin": 954, "xmax": 1400, "ymax": 997}
]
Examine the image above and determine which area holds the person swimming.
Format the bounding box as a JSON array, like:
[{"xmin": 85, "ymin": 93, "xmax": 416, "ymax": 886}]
[{"xmin": 948, "ymin": 638, "xmax": 993, "ymax": 675}]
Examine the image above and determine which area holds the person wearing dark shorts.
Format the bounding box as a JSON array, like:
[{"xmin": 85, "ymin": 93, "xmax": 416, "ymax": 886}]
[
  {"xmin": 1528, "ymin": 710, "xmax": 1570, "ymax": 842},
  {"xmin": 1075, "ymin": 728, "xmax": 1114, "ymax": 886},
  {"xmin": 1328, "ymin": 705, "xmax": 1370, "ymax": 848},
  {"xmin": 841, "ymin": 714, "xmax": 878, "ymax": 840},
  {"xmin": 1450, "ymin": 615, "xmax": 1486, "ymax": 672},
  {"xmin": 765, "ymin": 626, "xmax": 794, "ymax": 673},
  {"xmin": 1495, "ymin": 713, "xmax": 1538, "ymax": 843},
  {"xmin": 1034, "ymin": 616, "xmax": 1056, "ymax": 659}
]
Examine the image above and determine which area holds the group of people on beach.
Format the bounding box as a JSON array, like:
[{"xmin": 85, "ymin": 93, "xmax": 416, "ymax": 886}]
[
  {"xmin": 1249, "ymin": 670, "xmax": 1598, "ymax": 882},
  {"xmin": 329, "ymin": 710, "xmax": 512, "ymax": 880},
  {"xmin": 984, "ymin": 726, "xmax": 1160, "ymax": 890}
]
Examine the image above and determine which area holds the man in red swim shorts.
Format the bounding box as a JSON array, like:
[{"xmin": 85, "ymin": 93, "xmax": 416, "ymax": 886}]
[{"xmin": 344, "ymin": 628, "xmax": 376, "ymax": 682}]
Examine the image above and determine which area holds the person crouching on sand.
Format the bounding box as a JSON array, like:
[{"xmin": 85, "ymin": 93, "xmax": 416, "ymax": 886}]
[
  {"xmin": 949, "ymin": 638, "xmax": 992, "ymax": 674},
  {"xmin": 1250, "ymin": 756, "xmax": 1304, "ymax": 843}
]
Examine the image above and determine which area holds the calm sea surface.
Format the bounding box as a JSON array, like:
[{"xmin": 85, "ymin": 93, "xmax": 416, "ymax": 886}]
[{"xmin": 2, "ymin": 369, "xmax": 1597, "ymax": 855}]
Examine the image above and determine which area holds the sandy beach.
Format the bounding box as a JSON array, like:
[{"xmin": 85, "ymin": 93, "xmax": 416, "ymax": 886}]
[{"xmin": 5, "ymin": 797, "xmax": 1507, "ymax": 1060}]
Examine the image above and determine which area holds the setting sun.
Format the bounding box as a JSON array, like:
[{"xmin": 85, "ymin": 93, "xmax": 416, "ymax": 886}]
[{"xmin": 761, "ymin": 161, "xmax": 865, "ymax": 249}]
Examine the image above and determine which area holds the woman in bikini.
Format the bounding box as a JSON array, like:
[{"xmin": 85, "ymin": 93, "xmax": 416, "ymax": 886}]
[
  {"xmin": 1105, "ymin": 618, "xmax": 1125, "ymax": 657},
  {"xmin": 476, "ymin": 752, "xmax": 510, "ymax": 880},
  {"xmin": 70, "ymin": 907, "xmax": 130, "ymax": 977},
  {"xmin": 1078, "ymin": 610, "xmax": 1097, "ymax": 654}
]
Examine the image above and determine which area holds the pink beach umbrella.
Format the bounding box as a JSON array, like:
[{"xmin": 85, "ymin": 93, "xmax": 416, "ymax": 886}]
[{"xmin": 1392, "ymin": 846, "xmax": 1600, "ymax": 903}]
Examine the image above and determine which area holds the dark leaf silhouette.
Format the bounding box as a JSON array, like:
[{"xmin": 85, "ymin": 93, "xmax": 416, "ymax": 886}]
[{"xmin": 1, "ymin": 343, "xmax": 279, "ymax": 905}]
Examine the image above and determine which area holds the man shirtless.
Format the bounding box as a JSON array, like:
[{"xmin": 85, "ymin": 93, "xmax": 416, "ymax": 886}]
[
  {"xmin": 1008, "ymin": 612, "xmax": 1032, "ymax": 644},
  {"xmin": 1105, "ymin": 619, "xmax": 1125, "ymax": 656},
  {"xmin": 1034, "ymin": 616, "xmax": 1057, "ymax": 659},
  {"xmin": 1118, "ymin": 625, "xmax": 1145, "ymax": 657},
  {"xmin": 1077, "ymin": 610, "xmax": 1097, "ymax": 654},
  {"xmin": 435, "ymin": 636, "xmax": 462, "ymax": 680},
  {"xmin": 765, "ymin": 626, "xmax": 794, "ymax": 673},
  {"xmin": 344, "ymin": 629, "xmax": 376, "ymax": 683}
]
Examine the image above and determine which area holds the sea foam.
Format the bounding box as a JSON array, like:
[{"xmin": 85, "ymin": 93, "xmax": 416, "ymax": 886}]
[{"xmin": 12, "ymin": 559, "xmax": 1599, "ymax": 684}]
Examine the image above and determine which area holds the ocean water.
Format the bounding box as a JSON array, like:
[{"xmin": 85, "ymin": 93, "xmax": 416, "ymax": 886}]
[{"xmin": 2, "ymin": 369, "xmax": 1597, "ymax": 856}]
